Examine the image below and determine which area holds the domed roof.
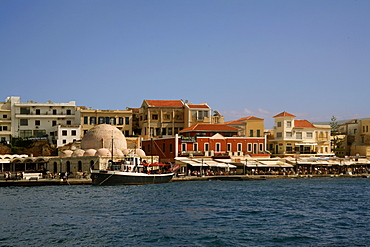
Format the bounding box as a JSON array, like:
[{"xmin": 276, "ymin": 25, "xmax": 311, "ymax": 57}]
[
  {"xmin": 72, "ymin": 149, "xmax": 85, "ymax": 157},
  {"xmin": 96, "ymin": 148, "xmax": 111, "ymax": 156},
  {"xmin": 83, "ymin": 149, "xmax": 97, "ymax": 156},
  {"xmin": 81, "ymin": 124, "xmax": 127, "ymax": 150},
  {"xmin": 135, "ymin": 149, "xmax": 146, "ymax": 157},
  {"xmin": 61, "ymin": 150, "xmax": 73, "ymax": 157}
]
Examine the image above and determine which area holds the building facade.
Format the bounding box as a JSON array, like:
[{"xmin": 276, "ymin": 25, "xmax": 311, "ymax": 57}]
[
  {"xmin": 0, "ymin": 99, "xmax": 12, "ymax": 144},
  {"xmin": 78, "ymin": 106, "xmax": 133, "ymax": 138},
  {"xmin": 142, "ymin": 123, "xmax": 266, "ymax": 163},
  {"xmin": 225, "ymin": 116, "xmax": 264, "ymax": 137},
  {"xmin": 268, "ymin": 111, "xmax": 331, "ymax": 156},
  {"xmin": 5, "ymin": 96, "xmax": 81, "ymax": 147}
]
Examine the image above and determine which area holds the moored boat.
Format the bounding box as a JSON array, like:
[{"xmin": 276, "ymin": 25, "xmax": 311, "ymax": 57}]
[{"xmin": 91, "ymin": 156, "xmax": 174, "ymax": 185}]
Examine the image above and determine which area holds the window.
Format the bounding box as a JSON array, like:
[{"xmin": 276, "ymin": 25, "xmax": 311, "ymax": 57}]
[
  {"xmin": 277, "ymin": 122, "xmax": 282, "ymax": 127},
  {"xmin": 162, "ymin": 143, "xmax": 166, "ymax": 152},
  {"xmin": 204, "ymin": 143, "xmax": 209, "ymax": 151},
  {"xmin": 53, "ymin": 109, "xmax": 57, "ymax": 115},
  {"xmin": 36, "ymin": 109, "xmax": 40, "ymax": 115},
  {"xmin": 62, "ymin": 130, "xmax": 67, "ymax": 136},
  {"xmin": 257, "ymin": 129, "xmax": 261, "ymax": 137},
  {"xmin": 35, "ymin": 120, "xmax": 40, "ymax": 126},
  {"xmin": 287, "ymin": 121, "xmax": 291, "ymax": 128},
  {"xmin": 2, "ymin": 126, "xmax": 7, "ymax": 131},
  {"xmin": 259, "ymin": 143, "xmax": 263, "ymax": 152},
  {"xmin": 193, "ymin": 143, "xmax": 198, "ymax": 151},
  {"xmin": 169, "ymin": 144, "xmax": 173, "ymax": 153},
  {"xmin": 286, "ymin": 132, "xmax": 292, "ymax": 138},
  {"xmin": 52, "ymin": 120, "xmax": 57, "ymax": 126},
  {"xmin": 20, "ymin": 119, "xmax": 28, "ymax": 126},
  {"xmin": 237, "ymin": 143, "xmax": 242, "ymax": 152},
  {"xmin": 276, "ymin": 132, "xmax": 282, "ymax": 138},
  {"xmin": 34, "ymin": 130, "xmax": 46, "ymax": 137},
  {"xmin": 164, "ymin": 114, "xmax": 171, "ymax": 120},
  {"xmin": 84, "ymin": 117, "xmax": 88, "ymax": 124},
  {"xmin": 250, "ymin": 130, "xmax": 254, "ymax": 137},
  {"xmin": 296, "ymin": 132, "xmax": 302, "ymax": 139},
  {"xmin": 20, "ymin": 107, "xmax": 30, "ymax": 114},
  {"xmin": 90, "ymin": 117, "xmax": 96, "ymax": 125},
  {"xmin": 98, "ymin": 117, "xmax": 105, "ymax": 124},
  {"xmin": 307, "ymin": 132, "xmax": 313, "ymax": 138},
  {"xmin": 168, "ymin": 128, "xmax": 173, "ymax": 135},
  {"xmin": 119, "ymin": 117, "xmax": 124, "ymax": 125},
  {"xmin": 3, "ymin": 115, "xmax": 7, "ymax": 119},
  {"xmin": 162, "ymin": 128, "xmax": 166, "ymax": 135},
  {"xmin": 66, "ymin": 109, "xmax": 71, "ymax": 115},
  {"xmin": 216, "ymin": 143, "xmax": 221, "ymax": 152},
  {"xmin": 71, "ymin": 130, "xmax": 77, "ymax": 136},
  {"xmin": 197, "ymin": 111, "xmax": 203, "ymax": 120},
  {"xmin": 109, "ymin": 117, "xmax": 116, "ymax": 125},
  {"xmin": 227, "ymin": 143, "xmax": 231, "ymax": 152},
  {"xmin": 125, "ymin": 117, "xmax": 130, "ymax": 125},
  {"xmin": 182, "ymin": 143, "xmax": 187, "ymax": 151},
  {"xmin": 247, "ymin": 143, "xmax": 252, "ymax": 152},
  {"xmin": 78, "ymin": 161, "xmax": 82, "ymax": 172},
  {"xmin": 66, "ymin": 120, "xmax": 71, "ymax": 125},
  {"xmin": 152, "ymin": 114, "xmax": 158, "ymax": 120},
  {"xmin": 20, "ymin": 130, "xmax": 32, "ymax": 138}
]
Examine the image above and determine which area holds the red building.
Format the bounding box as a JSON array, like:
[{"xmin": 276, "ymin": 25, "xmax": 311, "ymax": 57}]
[{"xmin": 141, "ymin": 123, "xmax": 266, "ymax": 163}]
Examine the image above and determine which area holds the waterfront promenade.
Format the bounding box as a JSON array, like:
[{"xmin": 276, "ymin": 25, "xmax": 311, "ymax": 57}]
[{"xmin": 0, "ymin": 173, "xmax": 369, "ymax": 186}]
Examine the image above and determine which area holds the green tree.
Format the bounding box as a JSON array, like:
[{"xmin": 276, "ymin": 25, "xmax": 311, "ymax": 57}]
[{"xmin": 330, "ymin": 116, "xmax": 344, "ymax": 157}]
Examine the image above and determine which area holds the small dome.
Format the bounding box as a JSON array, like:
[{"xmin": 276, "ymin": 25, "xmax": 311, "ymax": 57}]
[
  {"xmin": 72, "ymin": 149, "xmax": 85, "ymax": 157},
  {"xmin": 81, "ymin": 124, "xmax": 127, "ymax": 150},
  {"xmin": 96, "ymin": 148, "xmax": 111, "ymax": 156},
  {"xmin": 61, "ymin": 150, "xmax": 73, "ymax": 157},
  {"xmin": 113, "ymin": 149, "xmax": 124, "ymax": 156},
  {"xmin": 136, "ymin": 149, "xmax": 146, "ymax": 157},
  {"xmin": 84, "ymin": 149, "xmax": 97, "ymax": 156}
]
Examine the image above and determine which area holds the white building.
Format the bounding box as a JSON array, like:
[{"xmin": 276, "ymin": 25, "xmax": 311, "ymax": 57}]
[{"xmin": 5, "ymin": 96, "xmax": 81, "ymax": 147}]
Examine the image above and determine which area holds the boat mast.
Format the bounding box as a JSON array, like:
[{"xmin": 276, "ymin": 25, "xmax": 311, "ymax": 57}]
[{"xmin": 111, "ymin": 130, "xmax": 114, "ymax": 164}]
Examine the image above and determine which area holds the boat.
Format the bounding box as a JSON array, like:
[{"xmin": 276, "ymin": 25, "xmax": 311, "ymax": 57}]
[{"xmin": 91, "ymin": 156, "xmax": 174, "ymax": 185}]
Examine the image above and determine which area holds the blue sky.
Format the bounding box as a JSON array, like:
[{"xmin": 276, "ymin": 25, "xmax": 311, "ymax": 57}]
[{"xmin": 1, "ymin": 0, "xmax": 369, "ymax": 128}]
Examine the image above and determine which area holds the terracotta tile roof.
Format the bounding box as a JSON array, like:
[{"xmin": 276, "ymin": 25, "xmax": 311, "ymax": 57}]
[
  {"xmin": 273, "ymin": 111, "xmax": 296, "ymax": 118},
  {"xmin": 187, "ymin": 104, "xmax": 210, "ymax": 109},
  {"xmin": 294, "ymin": 120, "xmax": 316, "ymax": 128},
  {"xmin": 180, "ymin": 123, "xmax": 238, "ymax": 132},
  {"xmin": 225, "ymin": 120, "xmax": 243, "ymax": 125},
  {"xmin": 238, "ymin": 116, "xmax": 263, "ymax": 121},
  {"xmin": 145, "ymin": 100, "xmax": 184, "ymax": 108}
]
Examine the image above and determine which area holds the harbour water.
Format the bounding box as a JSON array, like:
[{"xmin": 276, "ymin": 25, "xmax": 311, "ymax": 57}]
[{"xmin": 1, "ymin": 178, "xmax": 369, "ymax": 246}]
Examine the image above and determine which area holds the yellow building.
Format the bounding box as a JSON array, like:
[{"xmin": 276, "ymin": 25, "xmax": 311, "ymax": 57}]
[
  {"xmin": 137, "ymin": 100, "xmax": 223, "ymax": 140},
  {"xmin": 225, "ymin": 116, "xmax": 264, "ymax": 137},
  {"xmin": 79, "ymin": 106, "xmax": 133, "ymax": 139}
]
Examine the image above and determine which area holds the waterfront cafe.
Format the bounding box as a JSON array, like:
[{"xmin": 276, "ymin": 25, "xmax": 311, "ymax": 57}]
[
  {"xmin": 175, "ymin": 157, "xmax": 237, "ymax": 176},
  {"xmin": 296, "ymin": 156, "xmax": 370, "ymax": 175},
  {"xmin": 0, "ymin": 155, "xmax": 49, "ymax": 173}
]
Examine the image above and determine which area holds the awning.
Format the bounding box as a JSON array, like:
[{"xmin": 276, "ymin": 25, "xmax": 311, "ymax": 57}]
[{"xmin": 295, "ymin": 143, "xmax": 317, "ymax": 146}]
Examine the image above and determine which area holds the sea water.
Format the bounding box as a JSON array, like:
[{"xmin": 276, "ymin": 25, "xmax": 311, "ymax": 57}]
[{"xmin": 0, "ymin": 178, "xmax": 369, "ymax": 246}]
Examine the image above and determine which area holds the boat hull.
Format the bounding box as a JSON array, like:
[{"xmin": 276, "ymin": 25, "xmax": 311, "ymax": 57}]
[{"xmin": 91, "ymin": 170, "xmax": 174, "ymax": 185}]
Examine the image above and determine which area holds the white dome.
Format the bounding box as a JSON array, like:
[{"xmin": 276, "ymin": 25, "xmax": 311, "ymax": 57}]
[
  {"xmin": 81, "ymin": 124, "xmax": 127, "ymax": 150},
  {"xmin": 83, "ymin": 149, "xmax": 97, "ymax": 156},
  {"xmin": 96, "ymin": 148, "xmax": 111, "ymax": 157},
  {"xmin": 61, "ymin": 150, "xmax": 73, "ymax": 157},
  {"xmin": 136, "ymin": 149, "xmax": 146, "ymax": 157},
  {"xmin": 72, "ymin": 149, "xmax": 85, "ymax": 157}
]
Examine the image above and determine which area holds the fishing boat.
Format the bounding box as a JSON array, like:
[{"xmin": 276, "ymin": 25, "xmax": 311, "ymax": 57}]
[{"xmin": 91, "ymin": 156, "xmax": 174, "ymax": 185}]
